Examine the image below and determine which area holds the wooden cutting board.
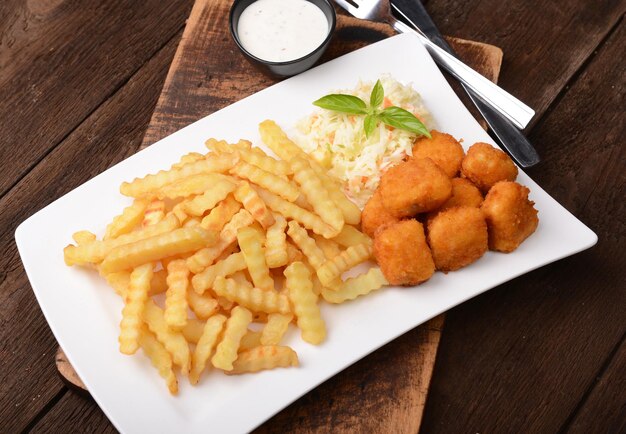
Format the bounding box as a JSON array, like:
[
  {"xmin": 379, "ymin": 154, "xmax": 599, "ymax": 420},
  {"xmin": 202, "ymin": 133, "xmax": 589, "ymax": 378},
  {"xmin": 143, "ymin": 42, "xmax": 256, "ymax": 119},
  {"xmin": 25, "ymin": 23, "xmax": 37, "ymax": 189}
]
[{"xmin": 56, "ymin": 0, "xmax": 502, "ymax": 431}]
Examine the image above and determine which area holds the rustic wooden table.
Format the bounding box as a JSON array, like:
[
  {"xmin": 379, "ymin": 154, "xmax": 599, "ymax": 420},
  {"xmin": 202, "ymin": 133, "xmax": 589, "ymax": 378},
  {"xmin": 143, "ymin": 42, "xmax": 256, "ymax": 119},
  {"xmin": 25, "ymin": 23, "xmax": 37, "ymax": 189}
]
[{"xmin": 1, "ymin": 1, "xmax": 624, "ymax": 433}]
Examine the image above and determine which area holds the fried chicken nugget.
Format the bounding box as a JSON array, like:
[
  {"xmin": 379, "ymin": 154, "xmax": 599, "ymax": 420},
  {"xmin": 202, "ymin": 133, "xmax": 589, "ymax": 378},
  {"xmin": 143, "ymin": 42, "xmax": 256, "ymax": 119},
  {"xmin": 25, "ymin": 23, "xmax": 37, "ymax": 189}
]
[
  {"xmin": 379, "ymin": 157, "xmax": 452, "ymax": 218},
  {"xmin": 373, "ymin": 220, "xmax": 435, "ymax": 285},
  {"xmin": 412, "ymin": 130, "xmax": 465, "ymax": 178},
  {"xmin": 361, "ymin": 189, "xmax": 398, "ymax": 237},
  {"xmin": 461, "ymin": 143, "xmax": 518, "ymax": 193},
  {"xmin": 481, "ymin": 181, "xmax": 539, "ymax": 252},
  {"xmin": 426, "ymin": 178, "xmax": 483, "ymax": 222},
  {"xmin": 427, "ymin": 206, "xmax": 488, "ymax": 272}
]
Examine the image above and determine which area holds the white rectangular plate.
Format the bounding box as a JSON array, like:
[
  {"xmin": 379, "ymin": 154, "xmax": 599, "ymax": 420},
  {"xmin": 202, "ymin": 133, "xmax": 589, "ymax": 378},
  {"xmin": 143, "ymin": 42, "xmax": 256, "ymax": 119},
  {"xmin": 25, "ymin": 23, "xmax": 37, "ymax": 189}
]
[{"xmin": 16, "ymin": 33, "xmax": 596, "ymax": 434}]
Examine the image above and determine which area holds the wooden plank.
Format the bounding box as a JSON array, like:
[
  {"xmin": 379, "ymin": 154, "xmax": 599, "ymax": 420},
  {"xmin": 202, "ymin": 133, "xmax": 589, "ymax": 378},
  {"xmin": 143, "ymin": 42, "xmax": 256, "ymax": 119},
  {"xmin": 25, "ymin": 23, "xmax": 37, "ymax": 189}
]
[
  {"xmin": 420, "ymin": 19, "xmax": 626, "ymax": 434},
  {"xmin": 422, "ymin": 0, "xmax": 626, "ymax": 127},
  {"xmin": 0, "ymin": 32, "xmax": 181, "ymax": 434},
  {"xmin": 0, "ymin": 0, "xmax": 193, "ymax": 198}
]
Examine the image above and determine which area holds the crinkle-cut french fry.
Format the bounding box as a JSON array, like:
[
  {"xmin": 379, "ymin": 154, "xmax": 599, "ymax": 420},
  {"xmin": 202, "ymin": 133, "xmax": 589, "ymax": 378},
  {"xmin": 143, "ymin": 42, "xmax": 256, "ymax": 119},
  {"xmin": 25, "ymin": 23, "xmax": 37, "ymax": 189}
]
[
  {"xmin": 204, "ymin": 138, "xmax": 232, "ymax": 154},
  {"xmin": 104, "ymin": 200, "xmax": 148, "ymax": 240},
  {"xmin": 226, "ymin": 345, "xmax": 299, "ymax": 375},
  {"xmin": 182, "ymin": 318, "xmax": 205, "ymax": 344},
  {"xmin": 187, "ymin": 289, "xmax": 219, "ymax": 320},
  {"xmin": 184, "ymin": 178, "xmax": 237, "ymax": 216},
  {"xmin": 183, "ymin": 217, "xmax": 201, "ymax": 228},
  {"xmin": 294, "ymin": 193, "xmax": 313, "ymax": 211},
  {"xmin": 258, "ymin": 119, "xmax": 305, "ymax": 162},
  {"xmin": 150, "ymin": 269, "xmax": 168, "ymax": 297},
  {"xmin": 286, "ymin": 221, "xmax": 326, "ymax": 269},
  {"xmin": 171, "ymin": 152, "xmax": 205, "ymax": 170},
  {"xmin": 65, "ymin": 214, "xmax": 180, "ymax": 266},
  {"xmin": 211, "ymin": 306, "xmax": 253, "ymax": 371},
  {"xmin": 285, "ymin": 262, "xmax": 326, "ymax": 344},
  {"xmin": 313, "ymin": 234, "xmax": 341, "ymax": 260},
  {"xmin": 230, "ymin": 161, "xmax": 300, "ymax": 202},
  {"xmin": 290, "ymin": 157, "xmax": 344, "ymax": 234},
  {"xmin": 188, "ymin": 209, "xmax": 254, "ymax": 273},
  {"xmin": 102, "ymin": 268, "xmax": 167, "ymax": 300},
  {"xmin": 321, "ymin": 267, "xmax": 388, "ymax": 304},
  {"xmin": 238, "ymin": 226, "xmax": 274, "ymax": 291},
  {"xmin": 231, "ymin": 270, "xmax": 254, "ymax": 289},
  {"xmin": 316, "ymin": 243, "xmax": 373, "ymax": 287},
  {"xmin": 213, "ymin": 276, "xmax": 291, "ymax": 314},
  {"xmin": 333, "ymin": 225, "xmax": 373, "ymax": 249},
  {"xmin": 120, "ymin": 152, "xmax": 239, "ymax": 198},
  {"xmin": 200, "ymin": 195, "xmax": 241, "ymax": 232},
  {"xmin": 310, "ymin": 163, "xmax": 361, "ymax": 225},
  {"xmin": 142, "ymin": 200, "xmax": 166, "ymax": 227},
  {"xmin": 100, "ymin": 227, "xmax": 218, "ymax": 274},
  {"xmin": 119, "ymin": 263, "xmax": 153, "ymax": 354},
  {"xmin": 192, "ymin": 252, "xmax": 247, "ymax": 294},
  {"xmin": 164, "ymin": 260, "xmax": 189, "ymax": 330},
  {"xmin": 189, "ymin": 314, "xmax": 227, "ymax": 385},
  {"xmin": 255, "ymin": 187, "xmax": 335, "ymax": 238},
  {"xmin": 72, "ymin": 230, "xmax": 96, "ymax": 245},
  {"xmin": 286, "ymin": 241, "xmax": 304, "ymax": 263},
  {"xmin": 236, "ymin": 145, "xmax": 291, "ymax": 176},
  {"xmin": 143, "ymin": 300, "xmax": 191, "ymax": 375},
  {"xmin": 139, "ymin": 328, "xmax": 178, "ymax": 394},
  {"xmin": 172, "ymin": 200, "xmax": 190, "ymax": 224},
  {"xmin": 233, "ymin": 182, "xmax": 275, "ymax": 228},
  {"xmin": 265, "ymin": 214, "xmax": 288, "ymax": 268},
  {"xmin": 217, "ymin": 295, "xmax": 235, "ymax": 312},
  {"xmin": 155, "ymin": 173, "xmax": 232, "ymax": 201},
  {"xmin": 261, "ymin": 313, "xmax": 293, "ymax": 346},
  {"xmin": 239, "ymin": 329, "xmax": 262, "ymax": 351}
]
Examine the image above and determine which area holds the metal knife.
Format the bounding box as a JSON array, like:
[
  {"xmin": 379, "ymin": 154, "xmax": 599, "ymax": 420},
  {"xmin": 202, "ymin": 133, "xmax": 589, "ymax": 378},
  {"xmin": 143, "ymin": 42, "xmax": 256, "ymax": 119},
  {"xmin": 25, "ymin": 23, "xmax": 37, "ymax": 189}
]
[{"xmin": 391, "ymin": 0, "xmax": 541, "ymax": 167}]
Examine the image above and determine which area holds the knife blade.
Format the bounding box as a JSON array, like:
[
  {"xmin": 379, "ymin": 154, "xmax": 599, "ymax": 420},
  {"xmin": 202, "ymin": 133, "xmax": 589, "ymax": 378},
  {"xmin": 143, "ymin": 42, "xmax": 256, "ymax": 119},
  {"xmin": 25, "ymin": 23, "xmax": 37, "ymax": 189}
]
[{"xmin": 391, "ymin": 0, "xmax": 541, "ymax": 168}]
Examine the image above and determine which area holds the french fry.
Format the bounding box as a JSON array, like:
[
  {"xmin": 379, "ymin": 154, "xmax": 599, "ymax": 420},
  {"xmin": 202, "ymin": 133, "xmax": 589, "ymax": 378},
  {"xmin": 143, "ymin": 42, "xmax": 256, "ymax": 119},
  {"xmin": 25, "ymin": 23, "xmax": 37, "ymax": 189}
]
[
  {"xmin": 286, "ymin": 241, "xmax": 304, "ymax": 263},
  {"xmin": 143, "ymin": 300, "xmax": 191, "ymax": 375},
  {"xmin": 187, "ymin": 209, "xmax": 254, "ymax": 273},
  {"xmin": 171, "ymin": 152, "xmax": 205, "ymax": 169},
  {"xmin": 204, "ymin": 138, "xmax": 232, "ymax": 154},
  {"xmin": 285, "ymin": 262, "xmax": 326, "ymax": 344},
  {"xmin": 290, "ymin": 157, "xmax": 344, "ymax": 234},
  {"xmin": 164, "ymin": 259, "xmax": 189, "ymax": 330},
  {"xmin": 226, "ymin": 346, "xmax": 298, "ymax": 375},
  {"xmin": 236, "ymin": 146, "xmax": 290, "ymax": 176},
  {"xmin": 237, "ymin": 226, "xmax": 274, "ymax": 291},
  {"xmin": 233, "ymin": 182, "xmax": 274, "ymax": 228},
  {"xmin": 255, "ymin": 187, "xmax": 335, "ymax": 238},
  {"xmin": 310, "ymin": 163, "xmax": 361, "ymax": 225},
  {"xmin": 104, "ymin": 200, "xmax": 148, "ymax": 240},
  {"xmin": 120, "ymin": 152, "xmax": 238, "ymax": 198},
  {"xmin": 230, "ymin": 161, "xmax": 300, "ymax": 202},
  {"xmin": 150, "ymin": 269, "xmax": 168, "ymax": 296},
  {"xmin": 184, "ymin": 178, "xmax": 237, "ymax": 216},
  {"xmin": 321, "ymin": 267, "xmax": 388, "ymax": 303},
  {"xmin": 100, "ymin": 227, "xmax": 218, "ymax": 274},
  {"xmin": 65, "ymin": 214, "xmax": 180, "ymax": 266},
  {"xmin": 187, "ymin": 289, "xmax": 219, "ymax": 320},
  {"xmin": 261, "ymin": 313, "xmax": 293, "ymax": 346},
  {"xmin": 316, "ymin": 243, "xmax": 373, "ymax": 287},
  {"xmin": 211, "ymin": 306, "xmax": 253, "ymax": 371},
  {"xmin": 258, "ymin": 119, "xmax": 305, "ymax": 162},
  {"xmin": 139, "ymin": 328, "xmax": 178, "ymax": 394},
  {"xmin": 72, "ymin": 230, "xmax": 96, "ymax": 245},
  {"xmin": 192, "ymin": 252, "xmax": 247, "ymax": 294},
  {"xmin": 182, "ymin": 318, "xmax": 205, "ymax": 344},
  {"xmin": 213, "ymin": 276, "xmax": 291, "ymax": 314},
  {"xmin": 171, "ymin": 200, "xmax": 190, "ymax": 224},
  {"xmin": 231, "ymin": 270, "xmax": 254, "ymax": 288},
  {"xmin": 155, "ymin": 173, "xmax": 232, "ymax": 201},
  {"xmin": 100, "ymin": 267, "xmax": 167, "ymax": 300},
  {"xmin": 183, "ymin": 217, "xmax": 201, "ymax": 228},
  {"xmin": 119, "ymin": 263, "xmax": 153, "ymax": 354},
  {"xmin": 313, "ymin": 234, "xmax": 341, "ymax": 260},
  {"xmin": 265, "ymin": 214, "xmax": 288, "ymax": 268},
  {"xmin": 200, "ymin": 195, "xmax": 241, "ymax": 232},
  {"xmin": 142, "ymin": 200, "xmax": 165, "ymax": 227},
  {"xmin": 189, "ymin": 314, "xmax": 227, "ymax": 385},
  {"xmin": 333, "ymin": 225, "xmax": 373, "ymax": 248},
  {"xmin": 286, "ymin": 221, "xmax": 326, "ymax": 269},
  {"xmin": 239, "ymin": 329, "xmax": 262, "ymax": 351}
]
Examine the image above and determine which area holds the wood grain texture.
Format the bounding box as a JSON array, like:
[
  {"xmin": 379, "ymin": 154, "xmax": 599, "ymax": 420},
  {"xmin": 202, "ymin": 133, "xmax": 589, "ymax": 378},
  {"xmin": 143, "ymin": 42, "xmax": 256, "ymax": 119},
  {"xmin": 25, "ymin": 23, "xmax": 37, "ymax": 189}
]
[
  {"xmin": 55, "ymin": 348, "xmax": 86, "ymax": 392},
  {"xmin": 420, "ymin": 18, "xmax": 626, "ymax": 434},
  {"xmin": 0, "ymin": 32, "xmax": 181, "ymax": 434}
]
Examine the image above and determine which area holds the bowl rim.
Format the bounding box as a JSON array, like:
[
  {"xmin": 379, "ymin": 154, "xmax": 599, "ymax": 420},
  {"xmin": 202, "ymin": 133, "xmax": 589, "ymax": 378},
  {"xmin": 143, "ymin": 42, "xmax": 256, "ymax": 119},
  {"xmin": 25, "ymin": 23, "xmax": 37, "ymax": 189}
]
[{"xmin": 229, "ymin": 0, "xmax": 337, "ymax": 66}]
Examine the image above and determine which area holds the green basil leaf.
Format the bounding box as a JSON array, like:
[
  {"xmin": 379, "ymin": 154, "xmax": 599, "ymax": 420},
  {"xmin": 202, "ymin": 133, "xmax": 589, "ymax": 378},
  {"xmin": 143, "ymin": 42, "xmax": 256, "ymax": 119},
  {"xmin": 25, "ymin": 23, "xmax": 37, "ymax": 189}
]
[
  {"xmin": 313, "ymin": 94, "xmax": 368, "ymax": 115},
  {"xmin": 379, "ymin": 106, "xmax": 431, "ymax": 138},
  {"xmin": 369, "ymin": 79, "xmax": 384, "ymax": 108},
  {"xmin": 364, "ymin": 114, "xmax": 377, "ymax": 138}
]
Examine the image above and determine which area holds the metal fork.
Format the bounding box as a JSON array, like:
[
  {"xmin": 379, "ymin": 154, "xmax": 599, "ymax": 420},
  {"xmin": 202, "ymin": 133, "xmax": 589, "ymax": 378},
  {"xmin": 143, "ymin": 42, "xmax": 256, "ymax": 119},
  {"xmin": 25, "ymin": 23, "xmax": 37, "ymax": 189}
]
[{"xmin": 333, "ymin": 0, "xmax": 535, "ymax": 131}]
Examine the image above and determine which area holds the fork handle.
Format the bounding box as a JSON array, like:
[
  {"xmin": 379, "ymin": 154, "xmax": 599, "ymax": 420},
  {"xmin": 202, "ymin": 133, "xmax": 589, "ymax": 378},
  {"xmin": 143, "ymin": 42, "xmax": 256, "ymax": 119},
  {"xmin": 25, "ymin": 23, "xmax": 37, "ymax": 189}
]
[{"xmin": 390, "ymin": 19, "xmax": 535, "ymax": 130}]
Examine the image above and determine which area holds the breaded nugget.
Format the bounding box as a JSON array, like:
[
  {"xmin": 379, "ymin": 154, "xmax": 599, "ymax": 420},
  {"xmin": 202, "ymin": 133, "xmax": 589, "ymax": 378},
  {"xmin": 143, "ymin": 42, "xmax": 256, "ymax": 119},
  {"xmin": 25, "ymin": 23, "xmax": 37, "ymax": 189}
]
[
  {"xmin": 426, "ymin": 177, "xmax": 483, "ymax": 222},
  {"xmin": 427, "ymin": 206, "xmax": 488, "ymax": 272},
  {"xmin": 373, "ymin": 220, "xmax": 435, "ymax": 285},
  {"xmin": 412, "ymin": 130, "xmax": 465, "ymax": 178},
  {"xmin": 361, "ymin": 189, "xmax": 398, "ymax": 237},
  {"xmin": 379, "ymin": 157, "xmax": 452, "ymax": 218},
  {"xmin": 481, "ymin": 181, "xmax": 539, "ymax": 252},
  {"xmin": 461, "ymin": 142, "xmax": 518, "ymax": 193}
]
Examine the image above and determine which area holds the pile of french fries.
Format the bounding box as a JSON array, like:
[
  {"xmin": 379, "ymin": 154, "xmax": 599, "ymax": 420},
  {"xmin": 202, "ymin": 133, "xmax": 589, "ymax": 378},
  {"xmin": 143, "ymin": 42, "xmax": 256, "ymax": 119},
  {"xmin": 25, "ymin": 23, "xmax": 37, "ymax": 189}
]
[{"xmin": 63, "ymin": 120, "xmax": 388, "ymax": 394}]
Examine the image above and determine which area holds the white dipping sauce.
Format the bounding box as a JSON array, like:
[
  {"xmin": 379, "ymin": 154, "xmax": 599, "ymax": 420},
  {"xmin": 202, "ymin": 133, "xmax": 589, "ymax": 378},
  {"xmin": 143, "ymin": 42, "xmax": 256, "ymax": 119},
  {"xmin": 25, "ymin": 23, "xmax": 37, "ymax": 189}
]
[{"xmin": 237, "ymin": 0, "xmax": 330, "ymax": 62}]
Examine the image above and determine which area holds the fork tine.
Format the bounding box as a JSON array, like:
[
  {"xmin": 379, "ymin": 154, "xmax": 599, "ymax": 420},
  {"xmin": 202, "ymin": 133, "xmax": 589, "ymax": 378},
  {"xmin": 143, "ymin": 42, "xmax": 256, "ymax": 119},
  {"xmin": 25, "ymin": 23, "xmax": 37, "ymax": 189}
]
[{"xmin": 333, "ymin": 0, "xmax": 359, "ymax": 15}]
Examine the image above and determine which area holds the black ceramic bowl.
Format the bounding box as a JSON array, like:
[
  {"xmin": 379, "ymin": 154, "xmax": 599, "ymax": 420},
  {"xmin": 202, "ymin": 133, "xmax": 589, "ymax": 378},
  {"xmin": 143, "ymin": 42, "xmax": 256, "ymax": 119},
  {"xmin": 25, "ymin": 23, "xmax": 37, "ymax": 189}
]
[{"xmin": 229, "ymin": 0, "xmax": 336, "ymax": 78}]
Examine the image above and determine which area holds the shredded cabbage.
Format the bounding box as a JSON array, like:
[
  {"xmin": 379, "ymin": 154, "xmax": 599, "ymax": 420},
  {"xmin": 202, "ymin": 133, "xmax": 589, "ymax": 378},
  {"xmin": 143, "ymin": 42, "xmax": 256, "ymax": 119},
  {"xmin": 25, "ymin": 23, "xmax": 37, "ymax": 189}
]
[{"xmin": 294, "ymin": 74, "xmax": 435, "ymax": 207}]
